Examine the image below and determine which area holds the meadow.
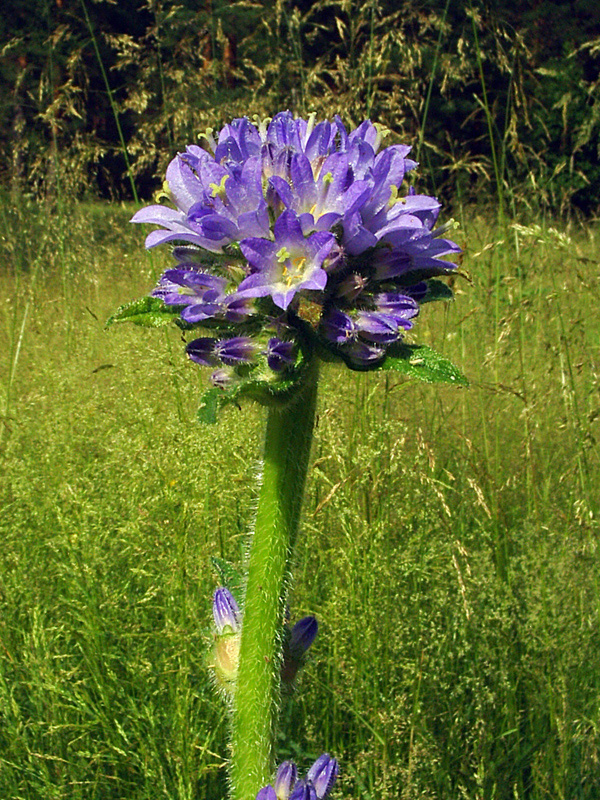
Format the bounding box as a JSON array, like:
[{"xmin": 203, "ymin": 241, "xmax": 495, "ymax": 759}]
[{"xmin": 1, "ymin": 195, "xmax": 599, "ymax": 800}]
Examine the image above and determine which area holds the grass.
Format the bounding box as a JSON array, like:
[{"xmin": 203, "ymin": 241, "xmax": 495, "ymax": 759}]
[{"xmin": 0, "ymin": 196, "xmax": 599, "ymax": 799}]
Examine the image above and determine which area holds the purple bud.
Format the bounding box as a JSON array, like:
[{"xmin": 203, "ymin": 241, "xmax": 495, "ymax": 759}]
[
  {"xmin": 212, "ymin": 587, "xmax": 240, "ymax": 633},
  {"xmin": 256, "ymin": 787, "xmax": 277, "ymax": 800},
  {"xmin": 355, "ymin": 311, "xmax": 400, "ymax": 344},
  {"xmin": 224, "ymin": 294, "xmax": 254, "ymax": 322},
  {"xmin": 290, "ymin": 616, "xmax": 318, "ymax": 655},
  {"xmin": 186, "ymin": 337, "xmax": 219, "ymax": 366},
  {"xmin": 335, "ymin": 272, "xmax": 368, "ymax": 301},
  {"xmin": 289, "ymin": 781, "xmax": 317, "ymax": 800},
  {"xmin": 373, "ymin": 292, "xmax": 419, "ymax": 329},
  {"xmin": 307, "ymin": 754, "xmax": 339, "ymax": 799},
  {"xmin": 215, "ymin": 336, "xmax": 257, "ymax": 365},
  {"xmin": 265, "ymin": 338, "xmax": 296, "ymax": 371},
  {"xmin": 345, "ymin": 340, "xmax": 385, "ymax": 367},
  {"xmin": 323, "ymin": 241, "xmax": 345, "ymax": 273},
  {"xmin": 321, "ymin": 309, "xmax": 357, "ymax": 345},
  {"xmin": 210, "ymin": 368, "xmax": 235, "ymax": 389},
  {"xmin": 274, "ymin": 760, "xmax": 298, "ymax": 800}
]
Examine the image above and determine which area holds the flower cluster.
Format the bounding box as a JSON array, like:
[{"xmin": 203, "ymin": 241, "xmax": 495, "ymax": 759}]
[
  {"xmin": 256, "ymin": 755, "xmax": 338, "ymax": 800},
  {"xmin": 210, "ymin": 588, "xmax": 318, "ymax": 692},
  {"xmin": 132, "ymin": 112, "xmax": 460, "ymax": 395}
]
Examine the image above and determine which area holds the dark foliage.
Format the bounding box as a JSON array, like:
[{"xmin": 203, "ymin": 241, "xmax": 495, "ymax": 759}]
[{"xmin": 1, "ymin": 0, "xmax": 599, "ymax": 213}]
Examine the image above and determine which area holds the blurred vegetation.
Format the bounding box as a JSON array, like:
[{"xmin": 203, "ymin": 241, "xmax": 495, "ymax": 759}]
[
  {"xmin": 1, "ymin": 0, "xmax": 599, "ymax": 214},
  {"xmin": 1, "ymin": 197, "xmax": 599, "ymax": 798}
]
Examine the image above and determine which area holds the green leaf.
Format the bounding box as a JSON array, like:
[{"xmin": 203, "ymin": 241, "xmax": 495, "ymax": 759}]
[
  {"xmin": 383, "ymin": 343, "xmax": 468, "ymax": 386},
  {"xmin": 420, "ymin": 279, "xmax": 454, "ymax": 304},
  {"xmin": 210, "ymin": 557, "xmax": 245, "ymax": 606},
  {"xmin": 196, "ymin": 388, "xmax": 221, "ymax": 424},
  {"xmin": 106, "ymin": 296, "xmax": 182, "ymax": 328}
]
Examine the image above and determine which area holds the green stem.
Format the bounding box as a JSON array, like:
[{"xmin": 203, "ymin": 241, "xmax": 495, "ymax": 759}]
[{"xmin": 231, "ymin": 360, "xmax": 319, "ymax": 800}]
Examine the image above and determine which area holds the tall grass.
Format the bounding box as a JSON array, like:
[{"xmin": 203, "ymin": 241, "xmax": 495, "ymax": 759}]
[{"xmin": 0, "ymin": 198, "xmax": 599, "ymax": 799}]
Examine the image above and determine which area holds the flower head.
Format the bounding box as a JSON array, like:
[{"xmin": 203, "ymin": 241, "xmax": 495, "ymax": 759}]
[{"xmin": 130, "ymin": 112, "xmax": 461, "ymax": 408}]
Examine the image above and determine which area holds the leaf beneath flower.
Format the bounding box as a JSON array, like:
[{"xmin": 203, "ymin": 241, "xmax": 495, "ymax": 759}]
[
  {"xmin": 420, "ymin": 279, "xmax": 454, "ymax": 304},
  {"xmin": 383, "ymin": 343, "xmax": 468, "ymax": 385},
  {"xmin": 106, "ymin": 296, "xmax": 183, "ymax": 328}
]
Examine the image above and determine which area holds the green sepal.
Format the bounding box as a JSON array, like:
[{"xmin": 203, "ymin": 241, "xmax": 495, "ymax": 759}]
[
  {"xmin": 420, "ymin": 279, "xmax": 454, "ymax": 304},
  {"xmin": 210, "ymin": 557, "xmax": 245, "ymax": 607},
  {"xmin": 383, "ymin": 343, "xmax": 468, "ymax": 385},
  {"xmin": 227, "ymin": 373, "xmax": 306, "ymax": 407},
  {"xmin": 106, "ymin": 296, "xmax": 183, "ymax": 328},
  {"xmin": 196, "ymin": 370, "xmax": 308, "ymax": 424}
]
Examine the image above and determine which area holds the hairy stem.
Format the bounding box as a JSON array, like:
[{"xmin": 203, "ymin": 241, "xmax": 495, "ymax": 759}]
[{"xmin": 231, "ymin": 360, "xmax": 319, "ymax": 800}]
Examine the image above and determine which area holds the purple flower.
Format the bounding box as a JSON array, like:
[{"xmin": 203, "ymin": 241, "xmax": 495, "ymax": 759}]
[
  {"xmin": 129, "ymin": 112, "xmax": 461, "ymax": 387},
  {"xmin": 355, "ymin": 311, "xmax": 402, "ymax": 344},
  {"xmin": 306, "ymin": 754, "xmax": 339, "ymax": 799},
  {"xmin": 256, "ymin": 788, "xmax": 277, "ymax": 800},
  {"xmin": 186, "ymin": 337, "xmax": 257, "ymax": 367},
  {"xmin": 265, "ymin": 338, "xmax": 296, "ymax": 371},
  {"xmin": 289, "ymin": 782, "xmax": 317, "ymax": 800},
  {"xmin": 186, "ymin": 337, "xmax": 218, "ymax": 367},
  {"xmin": 344, "ymin": 340, "xmax": 386, "ymax": 367},
  {"xmin": 212, "ymin": 587, "xmax": 240, "ymax": 633},
  {"xmin": 281, "ymin": 615, "xmax": 318, "ymax": 685},
  {"xmin": 269, "ymin": 151, "xmax": 371, "ymax": 235},
  {"xmin": 217, "ymin": 337, "xmax": 258, "ymax": 365},
  {"xmin": 238, "ymin": 211, "xmax": 335, "ymax": 310},
  {"xmin": 320, "ymin": 310, "xmax": 358, "ymax": 345},
  {"xmin": 259, "ymin": 754, "xmax": 338, "ymax": 800},
  {"xmin": 274, "ymin": 761, "xmax": 298, "ymax": 800},
  {"xmin": 289, "ymin": 616, "xmax": 318, "ymax": 654}
]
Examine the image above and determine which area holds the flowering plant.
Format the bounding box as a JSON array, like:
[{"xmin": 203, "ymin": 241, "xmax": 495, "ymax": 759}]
[{"xmin": 110, "ymin": 112, "xmax": 465, "ymax": 800}]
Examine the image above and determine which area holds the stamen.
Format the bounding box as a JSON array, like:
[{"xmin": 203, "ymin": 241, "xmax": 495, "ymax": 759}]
[
  {"xmin": 209, "ymin": 175, "xmax": 229, "ymax": 200},
  {"xmin": 388, "ymin": 185, "xmax": 407, "ymax": 207}
]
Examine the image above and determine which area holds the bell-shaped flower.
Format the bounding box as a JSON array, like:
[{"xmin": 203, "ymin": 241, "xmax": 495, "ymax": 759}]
[
  {"xmin": 306, "ymin": 754, "xmax": 339, "ymax": 799},
  {"xmin": 269, "ymin": 151, "xmax": 371, "ymax": 235},
  {"xmin": 187, "ymin": 337, "xmax": 258, "ymax": 367},
  {"xmin": 289, "ymin": 616, "xmax": 318, "ymax": 654},
  {"xmin": 126, "ymin": 112, "xmax": 462, "ymax": 405},
  {"xmin": 289, "ymin": 781, "xmax": 317, "ymax": 800},
  {"xmin": 264, "ymin": 338, "xmax": 296, "ymax": 371},
  {"xmin": 256, "ymin": 788, "xmax": 278, "ymax": 800},
  {"xmin": 238, "ymin": 211, "xmax": 335, "ymax": 310},
  {"xmin": 274, "ymin": 760, "xmax": 298, "ymax": 800}
]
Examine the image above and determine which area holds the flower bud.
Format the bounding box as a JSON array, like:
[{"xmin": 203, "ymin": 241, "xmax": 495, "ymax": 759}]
[
  {"xmin": 274, "ymin": 760, "xmax": 298, "ymax": 800},
  {"xmin": 289, "ymin": 616, "xmax": 318, "ymax": 655},
  {"xmin": 210, "ymin": 588, "xmax": 241, "ymax": 692},
  {"xmin": 281, "ymin": 616, "xmax": 318, "ymax": 686},
  {"xmin": 289, "ymin": 781, "xmax": 317, "ymax": 800},
  {"xmin": 306, "ymin": 754, "xmax": 339, "ymax": 799},
  {"xmin": 212, "ymin": 587, "xmax": 240, "ymax": 633},
  {"xmin": 256, "ymin": 787, "xmax": 277, "ymax": 800}
]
